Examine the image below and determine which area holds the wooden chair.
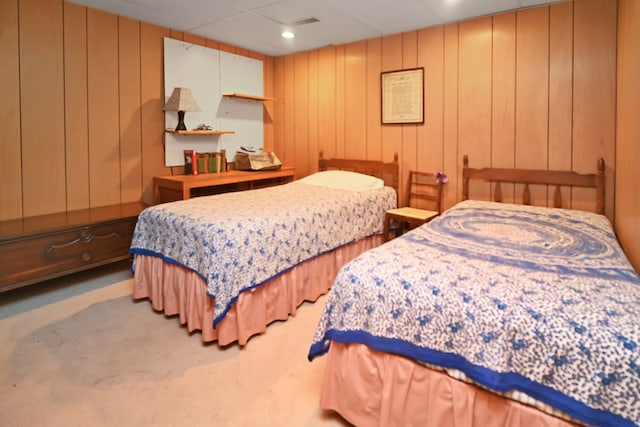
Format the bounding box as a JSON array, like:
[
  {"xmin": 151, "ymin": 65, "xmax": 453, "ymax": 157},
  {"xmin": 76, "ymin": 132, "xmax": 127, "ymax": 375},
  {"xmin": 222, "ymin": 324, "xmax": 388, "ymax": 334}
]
[{"xmin": 383, "ymin": 171, "xmax": 444, "ymax": 242}]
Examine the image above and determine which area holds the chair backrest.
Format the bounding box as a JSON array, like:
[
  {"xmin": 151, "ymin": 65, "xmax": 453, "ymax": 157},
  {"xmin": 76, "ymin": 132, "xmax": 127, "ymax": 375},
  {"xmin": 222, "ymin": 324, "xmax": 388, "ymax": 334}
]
[{"xmin": 407, "ymin": 171, "xmax": 443, "ymax": 213}]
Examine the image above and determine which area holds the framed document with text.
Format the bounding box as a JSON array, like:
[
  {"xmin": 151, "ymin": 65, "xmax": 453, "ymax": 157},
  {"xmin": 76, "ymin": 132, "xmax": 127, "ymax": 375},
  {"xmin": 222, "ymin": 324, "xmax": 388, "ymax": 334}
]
[{"xmin": 381, "ymin": 67, "xmax": 424, "ymax": 124}]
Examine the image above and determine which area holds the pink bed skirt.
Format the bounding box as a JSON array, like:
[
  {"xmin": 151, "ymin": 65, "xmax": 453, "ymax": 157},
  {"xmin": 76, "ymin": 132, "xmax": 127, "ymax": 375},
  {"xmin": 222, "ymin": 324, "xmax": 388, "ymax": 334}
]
[
  {"xmin": 132, "ymin": 235, "xmax": 382, "ymax": 346},
  {"xmin": 320, "ymin": 342, "xmax": 581, "ymax": 427}
]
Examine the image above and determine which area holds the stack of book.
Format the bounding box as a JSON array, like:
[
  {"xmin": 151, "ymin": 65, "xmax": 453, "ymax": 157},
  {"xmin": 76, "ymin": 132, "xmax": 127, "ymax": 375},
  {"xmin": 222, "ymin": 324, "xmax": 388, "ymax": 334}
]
[{"xmin": 183, "ymin": 149, "xmax": 227, "ymax": 175}]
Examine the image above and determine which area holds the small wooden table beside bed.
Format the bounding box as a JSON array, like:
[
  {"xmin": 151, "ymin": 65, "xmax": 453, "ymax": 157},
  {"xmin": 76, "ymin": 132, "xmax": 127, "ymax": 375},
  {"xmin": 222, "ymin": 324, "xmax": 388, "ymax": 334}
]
[
  {"xmin": 308, "ymin": 155, "xmax": 640, "ymax": 427},
  {"xmin": 129, "ymin": 154, "xmax": 399, "ymax": 346}
]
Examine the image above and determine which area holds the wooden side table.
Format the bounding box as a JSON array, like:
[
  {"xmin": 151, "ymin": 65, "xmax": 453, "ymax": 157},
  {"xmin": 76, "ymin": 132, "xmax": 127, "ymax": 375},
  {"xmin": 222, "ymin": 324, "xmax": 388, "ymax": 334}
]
[{"xmin": 383, "ymin": 207, "xmax": 439, "ymax": 242}]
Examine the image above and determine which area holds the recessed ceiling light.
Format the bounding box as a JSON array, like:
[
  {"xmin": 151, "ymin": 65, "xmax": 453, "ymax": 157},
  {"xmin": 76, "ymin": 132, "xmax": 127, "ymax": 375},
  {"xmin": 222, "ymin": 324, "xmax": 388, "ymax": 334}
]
[{"xmin": 281, "ymin": 31, "xmax": 295, "ymax": 39}]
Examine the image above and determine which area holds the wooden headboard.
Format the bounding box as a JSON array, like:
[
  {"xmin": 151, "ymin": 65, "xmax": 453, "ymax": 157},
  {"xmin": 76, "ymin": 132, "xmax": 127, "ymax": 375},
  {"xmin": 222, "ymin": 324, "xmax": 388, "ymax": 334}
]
[
  {"xmin": 462, "ymin": 155, "xmax": 605, "ymax": 215},
  {"xmin": 318, "ymin": 151, "xmax": 400, "ymax": 196}
]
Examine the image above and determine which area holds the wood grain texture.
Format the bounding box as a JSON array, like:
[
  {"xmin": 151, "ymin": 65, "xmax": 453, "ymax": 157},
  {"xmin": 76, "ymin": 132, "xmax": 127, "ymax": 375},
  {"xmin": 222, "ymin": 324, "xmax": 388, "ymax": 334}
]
[
  {"xmin": 63, "ymin": 2, "xmax": 89, "ymax": 211},
  {"xmin": 616, "ymin": 0, "xmax": 640, "ymax": 271},
  {"xmin": 443, "ymin": 23, "xmax": 459, "ymax": 209},
  {"xmin": 0, "ymin": 0, "xmax": 22, "ymax": 220},
  {"xmin": 345, "ymin": 41, "xmax": 367, "ymax": 162},
  {"xmin": 140, "ymin": 23, "xmax": 171, "ymax": 204},
  {"xmin": 573, "ymin": 0, "xmax": 616, "ymax": 215},
  {"xmin": 459, "ymin": 17, "xmax": 492, "ymax": 201},
  {"xmin": 366, "ymin": 38, "xmax": 383, "ymax": 163},
  {"xmin": 87, "ymin": 9, "xmax": 120, "ymax": 207},
  {"xmin": 515, "ymin": 6, "xmax": 549, "ymax": 206},
  {"xmin": 418, "ymin": 26, "xmax": 444, "ymax": 188},
  {"xmin": 119, "ymin": 16, "xmax": 143, "ymax": 204},
  {"xmin": 548, "ymin": 2, "xmax": 574, "ymax": 208},
  {"xmin": 401, "ymin": 31, "xmax": 419, "ymax": 202},
  {"xmin": 491, "ymin": 12, "xmax": 516, "ymax": 203},
  {"xmin": 294, "ymin": 52, "xmax": 310, "ymax": 177},
  {"xmin": 20, "ymin": 0, "xmax": 66, "ymax": 217},
  {"xmin": 317, "ymin": 46, "xmax": 337, "ymax": 161},
  {"xmin": 381, "ymin": 34, "xmax": 404, "ymax": 201},
  {"xmin": 307, "ymin": 50, "xmax": 319, "ymax": 173}
]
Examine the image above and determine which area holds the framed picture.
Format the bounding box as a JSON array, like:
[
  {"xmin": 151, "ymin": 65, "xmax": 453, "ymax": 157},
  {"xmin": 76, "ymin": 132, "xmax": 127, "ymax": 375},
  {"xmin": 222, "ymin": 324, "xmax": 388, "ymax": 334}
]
[{"xmin": 381, "ymin": 67, "xmax": 424, "ymax": 124}]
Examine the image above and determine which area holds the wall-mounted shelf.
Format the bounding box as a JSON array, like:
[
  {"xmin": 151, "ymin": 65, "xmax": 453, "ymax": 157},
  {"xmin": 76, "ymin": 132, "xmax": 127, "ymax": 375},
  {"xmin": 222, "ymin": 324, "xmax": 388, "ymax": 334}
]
[
  {"xmin": 223, "ymin": 93, "xmax": 276, "ymax": 102},
  {"xmin": 165, "ymin": 129, "xmax": 235, "ymax": 135}
]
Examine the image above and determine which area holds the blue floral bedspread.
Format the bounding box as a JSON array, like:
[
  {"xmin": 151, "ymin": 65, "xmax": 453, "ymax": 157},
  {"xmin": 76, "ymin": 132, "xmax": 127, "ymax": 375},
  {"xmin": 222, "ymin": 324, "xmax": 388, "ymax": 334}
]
[
  {"xmin": 130, "ymin": 181, "xmax": 396, "ymax": 326},
  {"xmin": 308, "ymin": 200, "xmax": 640, "ymax": 427}
]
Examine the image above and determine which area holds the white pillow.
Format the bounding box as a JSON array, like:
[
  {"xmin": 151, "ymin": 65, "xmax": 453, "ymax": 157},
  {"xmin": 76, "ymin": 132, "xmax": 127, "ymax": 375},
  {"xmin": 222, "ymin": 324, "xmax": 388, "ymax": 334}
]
[{"xmin": 297, "ymin": 170, "xmax": 384, "ymax": 191}]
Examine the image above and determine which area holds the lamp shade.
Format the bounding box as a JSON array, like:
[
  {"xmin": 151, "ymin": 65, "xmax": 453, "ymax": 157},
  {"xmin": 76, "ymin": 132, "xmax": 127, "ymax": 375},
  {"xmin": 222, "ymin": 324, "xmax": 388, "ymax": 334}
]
[{"xmin": 163, "ymin": 87, "xmax": 201, "ymax": 112}]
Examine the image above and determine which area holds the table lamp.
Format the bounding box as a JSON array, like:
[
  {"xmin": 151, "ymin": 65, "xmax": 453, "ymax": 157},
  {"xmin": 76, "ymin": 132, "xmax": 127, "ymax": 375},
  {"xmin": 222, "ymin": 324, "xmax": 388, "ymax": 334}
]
[{"xmin": 163, "ymin": 87, "xmax": 201, "ymax": 131}]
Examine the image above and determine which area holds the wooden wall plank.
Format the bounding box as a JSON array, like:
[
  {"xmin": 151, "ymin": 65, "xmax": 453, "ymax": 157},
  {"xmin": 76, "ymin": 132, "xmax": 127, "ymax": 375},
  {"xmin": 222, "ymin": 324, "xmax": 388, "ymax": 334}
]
[
  {"xmin": 140, "ymin": 23, "xmax": 170, "ymax": 205},
  {"xmin": 272, "ymin": 57, "xmax": 285, "ymax": 159},
  {"xmin": 616, "ymin": 0, "xmax": 640, "ymax": 271},
  {"xmin": 418, "ymin": 26, "xmax": 445, "ymax": 180},
  {"xmin": 443, "ymin": 23, "xmax": 459, "ymax": 207},
  {"xmin": 459, "ymin": 17, "xmax": 493, "ymax": 201},
  {"xmin": 515, "ymin": 6, "xmax": 549, "ymax": 205},
  {"xmin": 294, "ymin": 52, "xmax": 310, "ymax": 176},
  {"xmin": 87, "ymin": 9, "xmax": 120, "ymax": 207},
  {"xmin": 20, "ymin": 0, "xmax": 66, "ymax": 217},
  {"xmin": 63, "ymin": 2, "xmax": 89, "ymax": 211},
  {"xmin": 381, "ymin": 34, "xmax": 403, "ymax": 191},
  {"xmin": 308, "ymin": 50, "xmax": 319, "ymax": 169},
  {"xmin": 345, "ymin": 40, "xmax": 367, "ymax": 161},
  {"xmin": 119, "ymin": 16, "xmax": 143, "ymax": 203},
  {"xmin": 183, "ymin": 33, "xmax": 206, "ymax": 47},
  {"xmin": 573, "ymin": 0, "xmax": 616, "ymax": 214},
  {"xmin": 492, "ymin": 12, "xmax": 516, "ymax": 203},
  {"xmin": 365, "ymin": 38, "xmax": 382, "ymax": 162},
  {"xmin": 318, "ymin": 47, "xmax": 337, "ymax": 160},
  {"xmin": 0, "ymin": 0, "xmax": 22, "ymax": 220},
  {"xmin": 283, "ymin": 55, "xmax": 295, "ymax": 169},
  {"xmin": 548, "ymin": 2, "xmax": 574, "ymax": 208},
  {"xmin": 401, "ymin": 31, "xmax": 419, "ymax": 194},
  {"xmin": 335, "ymin": 45, "xmax": 346, "ymax": 160}
]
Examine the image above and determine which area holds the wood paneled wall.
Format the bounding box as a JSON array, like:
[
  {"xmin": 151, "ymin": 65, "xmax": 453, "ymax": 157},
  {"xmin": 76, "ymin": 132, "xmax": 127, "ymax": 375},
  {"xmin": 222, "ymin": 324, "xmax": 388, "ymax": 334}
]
[
  {"xmin": 0, "ymin": 0, "xmax": 273, "ymax": 220},
  {"xmin": 272, "ymin": 0, "xmax": 617, "ymax": 219},
  {"xmin": 616, "ymin": 0, "xmax": 640, "ymax": 272}
]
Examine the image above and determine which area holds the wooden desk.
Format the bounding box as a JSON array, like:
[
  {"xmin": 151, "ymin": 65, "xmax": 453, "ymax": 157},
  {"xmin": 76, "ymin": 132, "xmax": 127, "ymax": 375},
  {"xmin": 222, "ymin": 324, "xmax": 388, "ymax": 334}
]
[{"xmin": 153, "ymin": 167, "xmax": 295, "ymax": 204}]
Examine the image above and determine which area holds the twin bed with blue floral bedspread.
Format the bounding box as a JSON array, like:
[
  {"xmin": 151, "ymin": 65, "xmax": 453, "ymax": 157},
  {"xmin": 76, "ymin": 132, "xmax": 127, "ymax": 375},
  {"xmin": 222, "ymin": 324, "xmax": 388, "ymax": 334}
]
[
  {"xmin": 129, "ymin": 156, "xmax": 399, "ymax": 346},
  {"xmin": 308, "ymin": 155, "xmax": 637, "ymax": 427},
  {"xmin": 131, "ymin": 180, "xmax": 396, "ymax": 325},
  {"xmin": 308, "ymin": 199, "xmax": 640, "ymax": 427}
]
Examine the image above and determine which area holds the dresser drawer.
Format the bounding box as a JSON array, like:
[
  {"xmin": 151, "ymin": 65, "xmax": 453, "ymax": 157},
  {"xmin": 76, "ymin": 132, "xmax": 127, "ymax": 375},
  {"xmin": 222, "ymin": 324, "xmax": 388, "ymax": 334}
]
[{"xmin": 0, "ymin": 216, "xmax": 137, "ymax": 292}]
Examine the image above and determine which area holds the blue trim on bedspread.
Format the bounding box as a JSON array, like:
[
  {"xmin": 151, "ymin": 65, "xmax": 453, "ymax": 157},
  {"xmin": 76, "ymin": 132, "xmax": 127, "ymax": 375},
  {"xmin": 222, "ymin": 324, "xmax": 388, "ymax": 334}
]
[
  {"xmin": 309, "ymin": 329, "xmax": 633, "ymax": 427},
  {"xmin": 129, "ymin": 182, "xmax": 396, "ymax": 326},
  {"xmin": 308, "ymin": 200, "xmax": 640, "ymax": 427}
]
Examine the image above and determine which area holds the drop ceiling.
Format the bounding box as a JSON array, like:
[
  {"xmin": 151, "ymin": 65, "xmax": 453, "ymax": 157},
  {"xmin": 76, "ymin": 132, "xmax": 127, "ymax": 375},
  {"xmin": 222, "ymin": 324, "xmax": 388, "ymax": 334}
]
[{"xmin": 69, "ymin": 0, "xmax": 560, "ymax": 57}]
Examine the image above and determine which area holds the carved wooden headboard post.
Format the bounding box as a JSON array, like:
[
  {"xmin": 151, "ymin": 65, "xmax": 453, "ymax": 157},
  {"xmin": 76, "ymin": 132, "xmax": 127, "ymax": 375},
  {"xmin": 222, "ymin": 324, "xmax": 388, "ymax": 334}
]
[
  {"xmin": 596, "ymin": 158, "xmax": 605, "ymax": 215},
  {"xmin": 462, "ymin": 155, "xmax": 470, "ymax": 201}
]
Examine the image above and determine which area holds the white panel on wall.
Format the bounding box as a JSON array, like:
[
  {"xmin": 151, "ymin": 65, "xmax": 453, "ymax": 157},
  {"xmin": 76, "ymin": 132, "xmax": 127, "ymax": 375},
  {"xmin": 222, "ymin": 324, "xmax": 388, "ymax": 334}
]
[
  {"xmin": 219, "ymin": 51, "xmax": 264, "ymax": 160},
  {"xmin": 163, "ymin": 38, "xmax": 264, "ymax": 166}
]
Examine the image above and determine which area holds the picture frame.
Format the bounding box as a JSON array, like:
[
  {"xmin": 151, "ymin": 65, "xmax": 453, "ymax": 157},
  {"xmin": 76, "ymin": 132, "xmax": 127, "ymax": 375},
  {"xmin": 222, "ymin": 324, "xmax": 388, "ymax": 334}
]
[{"xmin": 381, "ymin": 67, "xmax": 424, "ymax": 124}]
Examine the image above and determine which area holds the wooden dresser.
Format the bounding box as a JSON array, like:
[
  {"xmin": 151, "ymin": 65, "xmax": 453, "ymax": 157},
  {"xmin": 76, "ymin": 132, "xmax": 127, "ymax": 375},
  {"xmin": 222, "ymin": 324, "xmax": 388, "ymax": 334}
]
[{"xmin": 0, "ymin": 202, "xmax": 147, "ymax": 292}]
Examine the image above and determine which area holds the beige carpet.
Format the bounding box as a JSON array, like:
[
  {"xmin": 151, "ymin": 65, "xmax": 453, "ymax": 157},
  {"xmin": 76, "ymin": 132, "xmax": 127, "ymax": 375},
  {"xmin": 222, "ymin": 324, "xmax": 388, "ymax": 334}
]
[{"xmin": 0, "ymin": 263, "xmax": 349, "ymax": 427}]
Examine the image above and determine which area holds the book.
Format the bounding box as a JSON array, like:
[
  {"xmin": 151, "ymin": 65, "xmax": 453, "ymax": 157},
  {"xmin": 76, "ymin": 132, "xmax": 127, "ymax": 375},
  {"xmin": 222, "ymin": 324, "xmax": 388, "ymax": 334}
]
[{"xmin": 183, "ymin": 150, "xmax": 196, "ymax": 175}]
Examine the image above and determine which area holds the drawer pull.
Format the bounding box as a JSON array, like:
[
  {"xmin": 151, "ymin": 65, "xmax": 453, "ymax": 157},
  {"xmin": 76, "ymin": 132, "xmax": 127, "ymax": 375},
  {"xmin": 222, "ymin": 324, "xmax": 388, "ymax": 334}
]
[{"xmin": 46, "ymin": 231, "xmax": 122, "ymax": 253}]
